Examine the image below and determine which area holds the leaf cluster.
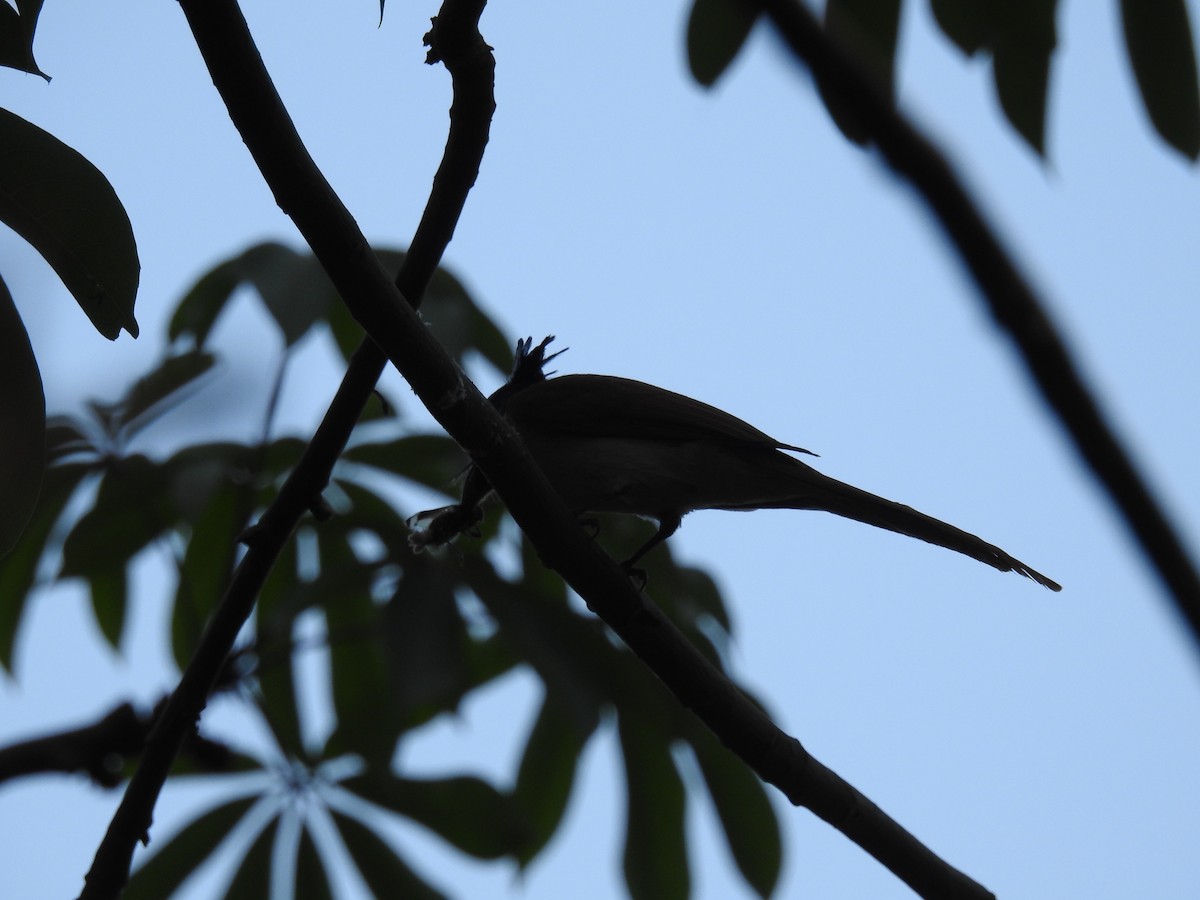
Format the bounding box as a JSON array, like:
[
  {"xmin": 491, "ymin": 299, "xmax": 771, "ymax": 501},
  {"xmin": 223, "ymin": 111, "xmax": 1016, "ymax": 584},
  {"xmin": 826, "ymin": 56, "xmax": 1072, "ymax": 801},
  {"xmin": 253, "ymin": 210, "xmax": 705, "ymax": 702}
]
[{"xmin": 0, "ymin": 246, "xmax": 781, "ymax": 899}]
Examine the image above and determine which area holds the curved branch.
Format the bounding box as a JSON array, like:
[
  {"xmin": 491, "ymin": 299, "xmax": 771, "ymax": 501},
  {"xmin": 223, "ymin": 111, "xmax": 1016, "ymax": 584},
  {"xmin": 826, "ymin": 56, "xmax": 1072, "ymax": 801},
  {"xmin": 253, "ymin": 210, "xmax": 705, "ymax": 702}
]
[
  {"xmin": 77, "ymin": 2, "xmax": 494, "ymax": 898},
  {"xmin": 754, "ymin": 0, "xmax": 1200, "ymax": 640}
]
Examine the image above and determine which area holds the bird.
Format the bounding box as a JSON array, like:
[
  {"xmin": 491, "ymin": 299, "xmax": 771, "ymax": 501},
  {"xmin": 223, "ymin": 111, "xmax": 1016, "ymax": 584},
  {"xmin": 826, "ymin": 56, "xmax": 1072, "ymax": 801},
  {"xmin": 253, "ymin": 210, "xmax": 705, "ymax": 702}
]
[{"xmin": 409, "ymin": 336, "xmax": 1060, "ymax": 591}]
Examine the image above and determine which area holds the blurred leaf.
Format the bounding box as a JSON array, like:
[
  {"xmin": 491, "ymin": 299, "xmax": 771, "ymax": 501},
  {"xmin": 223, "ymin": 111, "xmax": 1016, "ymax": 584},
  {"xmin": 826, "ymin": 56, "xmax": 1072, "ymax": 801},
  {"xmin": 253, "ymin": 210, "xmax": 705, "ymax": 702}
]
[
  {"xmin": 513, "ymin": 693, "xmax": 598, "ymax": 865},
  {"xmin": 124, "ymin": 793, "xmax": 260, "ymax": 900},
  {"xmin": 380, "ymin": 565, "xmax": 473, "ymax": 727},
  {"xmin": 690, "ymin": 727, "xmax": 781, "ymax": 898},
  {"xmin": 0, "ymin": 462, "xmax": 91, "ymax": 670},
  {"xmin": 173, "ymin": 477, "xmax": 247, "ymax": 668},
  {"xmin": 0, "ymin": 0, "xmax": 48, "ymax": 78},
  {"xmin": 60, "ymin": 455, "xmax": 172, "ymax": 580},
  {"xmin": 343, "ymin": 772, "xmax": 527, "ymax": 860},
  {"xmin": 322, "ymin": 542, "xmax": 400, "ymax": 764},
  {"xmin": 88, "ymin": 562, "xmax": 127, "ymax": 650},
  {"xmin": 295, "ymin": 824, "xmax": 334, "ymax": 900},
  {"xmin": 168, "ymin": 257, "xmax": 243, "ymax": 348},
  {"xmin": 332, "ymin": 810, "xmax": 448, "ymax": 900},
  {"xmin": 1120, "ymin": 0, "xmax": 1200, "ymax": 159},
  {"xmin": 817, "ymin": 0, "xmax": 903, "ymax": 144},
  {"xmin": 342, "ymin": 434, "xmax": 466, "ymax": 496},
  {"xmin": 238, "ymin": 243, "xmax": 329, "ymax": 347},
  {"xmin": 0, "ymin": 108, "xmax": 139, "ymax": 338},
  {"xmin": 932, "ymin": 0, "xmax": 1058, "ymax": 155},
  {"xmin": 0, "ymin": 273, "xmax": 45, "ymax": 559},
  {"xmin": 619, "ymin": 708, "xmax": 689, "ymax": 900},
  {"xmin": 93, "ymin": 350, "xmax": 215, "ymax": 440},
  {"xmin": 223, "ymin": 811, "xmax": 279, "ymax": 900},
  {"xmin": 687, "ymin": 0, "xmax": 759, "ymax": 87},
  {"xmin": 45, "ymin": 415, "xmax": 96, "ymax": 463},
  {"xmin": 250, "ymin": 540, "xmax": 306, "ymax": 753}
]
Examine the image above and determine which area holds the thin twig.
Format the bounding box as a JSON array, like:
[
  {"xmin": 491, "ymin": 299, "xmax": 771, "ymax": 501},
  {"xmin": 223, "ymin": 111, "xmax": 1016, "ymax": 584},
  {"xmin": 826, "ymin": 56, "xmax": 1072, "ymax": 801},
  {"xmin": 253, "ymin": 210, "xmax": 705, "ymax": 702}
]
[
  {"xmin": 77, "ymin": 2, "xmax": 494, "ymax": 897},
  {"xmin": 755, "ymin": 0, "xmax": 1200, "ymax": 641}
]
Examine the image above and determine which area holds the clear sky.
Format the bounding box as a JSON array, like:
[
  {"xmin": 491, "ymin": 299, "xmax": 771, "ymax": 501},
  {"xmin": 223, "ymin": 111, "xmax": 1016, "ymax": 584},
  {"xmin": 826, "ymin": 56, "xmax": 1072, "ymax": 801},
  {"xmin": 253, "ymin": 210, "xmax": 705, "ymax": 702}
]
[{"xmin": 2, "ymin": 1, "xmax": 1199, "ymax": 898}]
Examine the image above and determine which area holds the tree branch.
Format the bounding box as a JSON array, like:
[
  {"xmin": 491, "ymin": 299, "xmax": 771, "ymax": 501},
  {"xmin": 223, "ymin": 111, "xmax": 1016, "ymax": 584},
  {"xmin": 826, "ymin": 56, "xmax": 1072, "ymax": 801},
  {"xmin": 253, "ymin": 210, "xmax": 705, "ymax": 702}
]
[
  {"xmin": 0, "ymin": 704, "xmax": 145, "ymax": 788},
  {"xmin": 81, "ymin": 2, "xmax": 993, "ymax": 898},
  {"xmin": 754, "ymin": 0, "xmax": 1200, "ymax": 641}
]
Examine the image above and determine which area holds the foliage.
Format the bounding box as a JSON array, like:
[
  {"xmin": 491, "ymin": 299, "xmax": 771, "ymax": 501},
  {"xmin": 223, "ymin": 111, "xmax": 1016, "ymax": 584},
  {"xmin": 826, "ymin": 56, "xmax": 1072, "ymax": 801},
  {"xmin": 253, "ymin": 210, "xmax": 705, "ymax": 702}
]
[{"xmin": 0, "ymin": 246, "xmax": 781, "ymax": 898}]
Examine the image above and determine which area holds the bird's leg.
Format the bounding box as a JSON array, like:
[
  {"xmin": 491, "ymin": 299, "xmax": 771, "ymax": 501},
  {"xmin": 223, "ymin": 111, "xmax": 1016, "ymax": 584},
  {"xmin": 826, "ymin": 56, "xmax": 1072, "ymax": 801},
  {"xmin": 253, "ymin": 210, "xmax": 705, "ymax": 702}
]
[{"xmin": 620, "ymin": 513, "xmax": 682, "ymax": 575}]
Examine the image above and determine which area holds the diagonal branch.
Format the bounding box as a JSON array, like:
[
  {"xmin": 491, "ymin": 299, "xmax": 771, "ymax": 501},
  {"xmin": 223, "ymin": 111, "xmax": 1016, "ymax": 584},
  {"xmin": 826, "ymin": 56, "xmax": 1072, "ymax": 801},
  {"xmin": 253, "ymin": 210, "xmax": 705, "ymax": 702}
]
[
  {"xmin": 753, "ymin": 0, "xmax": 1200, "ymax": 641},
  {"xmin": 81, "ymin": 2, "xmax": 994, "ymax": 899}
]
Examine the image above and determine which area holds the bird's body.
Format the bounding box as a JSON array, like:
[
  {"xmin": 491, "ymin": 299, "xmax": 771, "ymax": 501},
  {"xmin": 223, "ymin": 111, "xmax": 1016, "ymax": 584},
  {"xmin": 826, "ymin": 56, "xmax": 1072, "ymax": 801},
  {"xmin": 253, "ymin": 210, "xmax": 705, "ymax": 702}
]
[{"xmin": 410, "ymin": 338, "xmax": 1061, "ymax": 592}]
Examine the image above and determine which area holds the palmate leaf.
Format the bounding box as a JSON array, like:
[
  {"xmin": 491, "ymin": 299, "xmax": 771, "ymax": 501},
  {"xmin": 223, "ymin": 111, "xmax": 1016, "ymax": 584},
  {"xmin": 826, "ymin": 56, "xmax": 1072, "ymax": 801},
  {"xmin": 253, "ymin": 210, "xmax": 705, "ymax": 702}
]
[
  {"xmin": 0, "ymin": 273, "xmax": 45, "ymax": 560},
  {"xmin": 124, "ymin": 793, "xmax": 261, "ymax": 900},
  {"xmin": 331, "ymin": 810, "xmax": 447, "ymax": 900},
  {"xmin": 619, "ymin": 706, "xmax": 689, "ymax": 900},
  {"xmin": 222, "ymin": 812, "xmax": 280, "ymax": 900},
  {"xmin": 88, "ymin": 350, "xmax": 215, "ymax": 442},
  {"xmin": 295, "ymin": 825, "xmax": 334, "ymax": 900},
  {"xmin": 0, "ymin": 109, "xmax": 139, "ymax": 338},
  {"xmin": 341, "ymin": 772, "xmax": 528, "ymax": 861},
  {"xmin": 0, "ymin": 461, "xmax": 93, "ymax": 670},
  {"xmin": 689, "ymin": 725, "xmax": 782, "ymax": 898}
]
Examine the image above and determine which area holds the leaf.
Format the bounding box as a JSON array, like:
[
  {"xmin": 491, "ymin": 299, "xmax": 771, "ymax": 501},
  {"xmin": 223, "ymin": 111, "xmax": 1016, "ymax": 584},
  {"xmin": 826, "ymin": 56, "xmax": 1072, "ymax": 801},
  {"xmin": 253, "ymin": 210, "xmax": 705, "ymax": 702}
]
[
  {"xmin": 295, "ymin": 824, "xmax": 334, "ymax": 900},
  {"xmin": 690, "ymin": 728, "xmax": 781, "ymax": 898},
  {"xmin": 343, "ymin": 772, "xmax": 527, "ymax": 860},
  {"xmin": 513, "ymin": 694, "xmax": 598, "ymax": 865},
  {"xmin": 0, "ymin": 273, "xmax": 46, "ymax": 559},
  {"xmin": 0, "ymin": 108, "xmax": 139, "ymax": 338},
  {"xmin": 0, "ymin": 462, "xmax": 91, "ymax": 670},
  {"xmin": 223, "ymin": 811, "xmax": 280, "ymax": 900},
  {"xmin": 168, "ymin": 257, "xmax": 244, "ymax": 347},
  {"xmin": 332, "ymin": 810, "xmax": 448, "ymax": 900},
  {"xmin": 59, "ymin": 455, "xmax": 171, "ymax": 581},
  {"xmin": 932, "ymin": 0, "xmax": 1058, "ymax": 155},
  {"xmin": 1120, "ymin": 0, "xmax": 1200, "ymax": 159},
  {"xmin": 0, "ymin": 0, "xmax": 48, "ymax": 79},
  {"xmin": 124, "ymin": 793, "xmax": 260, "ymax": 900},
  {"xmin": 238, "ymin": 243, "xmax": 329, "ymax": 347},
  {"xmin": 817, "ymin": 0, "xmax": 903, "ymax": 144},
  {"xmin": 45, "ymin": 415, "xmax": 96, "ymax": 463},
  {"xmin": 619, "ymin": 708, "xmax": 689, "ymax": 900},
  {"xmin": 249, "ymin": 540, "xmax": 306, "ymax": 752},
  {"xmin": 342, "ymin": 434, "xmax": 466, "ymax": 495},
  {"xmin": 101, "ymin": 350, "xmax": 216, "ymax": 440},
  {"xmin": 88, "ymin": 562, "xmax": 127, "ymax": 650},
  {"xmin": 686, "ymin": 0, "xmax": 759, "ymax": 87}
]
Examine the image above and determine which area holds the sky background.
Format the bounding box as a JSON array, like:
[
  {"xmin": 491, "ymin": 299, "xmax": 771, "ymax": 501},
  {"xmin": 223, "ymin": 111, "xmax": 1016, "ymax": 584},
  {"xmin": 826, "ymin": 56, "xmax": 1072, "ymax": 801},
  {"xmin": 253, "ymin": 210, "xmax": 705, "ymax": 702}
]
[{"xmin": 2, "ymin": 1, "xmax": 1200, "ymax": 898}]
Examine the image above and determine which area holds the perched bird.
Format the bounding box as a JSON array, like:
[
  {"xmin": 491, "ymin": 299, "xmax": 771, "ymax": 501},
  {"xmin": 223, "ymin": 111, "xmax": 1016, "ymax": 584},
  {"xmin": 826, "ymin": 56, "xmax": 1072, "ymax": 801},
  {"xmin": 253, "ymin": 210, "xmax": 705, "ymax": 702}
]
[{"xmin": 409, "ymin": 337, "xmax": 1060, "ymax": 591}]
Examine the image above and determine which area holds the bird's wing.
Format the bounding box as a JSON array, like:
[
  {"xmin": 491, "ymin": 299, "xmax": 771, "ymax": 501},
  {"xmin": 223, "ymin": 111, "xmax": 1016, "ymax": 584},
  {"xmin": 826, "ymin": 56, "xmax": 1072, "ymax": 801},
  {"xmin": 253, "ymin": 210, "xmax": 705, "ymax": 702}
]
[{"xmin": 502, "ymin": 374, "xmax": 815, "ymax": 454}]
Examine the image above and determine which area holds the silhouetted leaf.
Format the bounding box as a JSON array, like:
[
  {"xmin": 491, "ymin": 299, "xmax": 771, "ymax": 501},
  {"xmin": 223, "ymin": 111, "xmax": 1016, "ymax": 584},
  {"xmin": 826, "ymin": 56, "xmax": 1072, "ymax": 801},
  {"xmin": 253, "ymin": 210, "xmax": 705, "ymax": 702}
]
[
  {"xmin": 619, "ymin": 708, "xmax": 688, "ymax": 900},
  {"xmin": 60, "ymin": 455, "xmax": 172, "ymax": 581},
  {"xmin": 687, "ymin": 0, "xmax": 759, "ymax": 87},
  {"xmin": 818, "ymin": 0, "xmax": 903, "ymax": 144},
  {"xmin": 168, "ymin": 258, "xmax": 243, "ymax": 348},
  {"xmin": 342, "ymin": 434, "xmax": 466, "ymax": 496},
  {"xmin": 513, "ymin": 694, "xmax": 598, "ymax": 865},
  {"xmin": 0, "ymin": 462, "xmax": 91, "ymax": 670},
  {"xmin": 295, "ymin": 824, "xmax": 334, "ymax": 900},
  {"xmin": 0, "ymin": 273, "xmax": 45, "ymax": 560},
  {"xmin": 97, "ymin": 350, "xmax": 215, "ymax": 440},
  {"xmin": 45, "ymin": 415, "xmax": 96, "ymax": 463},
  {"xmin": 88, "ymin": 562, "xmax": 127, "ymax": 650},
  {"xmin": 1120, "ymin": 0, "xmax": 1200, "ymax": 159},
  {"xmin": 0, "ymin": 109, "xmax": 139, "ymax": 338},
  {"xmin": 690, "ymin": 727, "xmax": 781, "ymax": 898},
  {"xmin": 0, "ymin": 0, "xmax": 48, "ymax": 78},
  {"xmin": 332, "ymin": 810, "xmax": 448, "ymax": 900},
  {"xmin": 250, "ymin": 540, "xmax": 306, "ymax": 753},
  {"xmin": 932, "ymin": 0, "xmax": 1058, "ymax": 155},
  {"xmin": 124, "ymin": 793, "xmax": 260, "ymax": 900},
  {"xmin": 223, "ymin": 812, "xmax": 279, "ymax": 900},
  {"xmin": 343, "ymin": 773, "xmax": 526, "ymax": 859}
]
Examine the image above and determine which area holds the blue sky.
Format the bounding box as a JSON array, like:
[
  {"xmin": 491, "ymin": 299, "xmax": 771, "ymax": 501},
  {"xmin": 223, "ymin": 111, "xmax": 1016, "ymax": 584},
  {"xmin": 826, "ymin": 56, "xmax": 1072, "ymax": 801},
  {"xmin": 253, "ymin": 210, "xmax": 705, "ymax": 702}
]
[{"xmin": 2, "ymin": 1, "xmax": 1199, "ymax": 898}]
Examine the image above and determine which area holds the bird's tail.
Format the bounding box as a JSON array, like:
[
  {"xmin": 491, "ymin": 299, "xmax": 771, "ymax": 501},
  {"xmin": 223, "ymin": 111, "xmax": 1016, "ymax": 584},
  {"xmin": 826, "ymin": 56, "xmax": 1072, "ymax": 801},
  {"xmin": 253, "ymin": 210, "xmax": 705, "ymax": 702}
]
[{"xmin": 756, "ymin": 466, "xmax": 1061, "ymax": 591}]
